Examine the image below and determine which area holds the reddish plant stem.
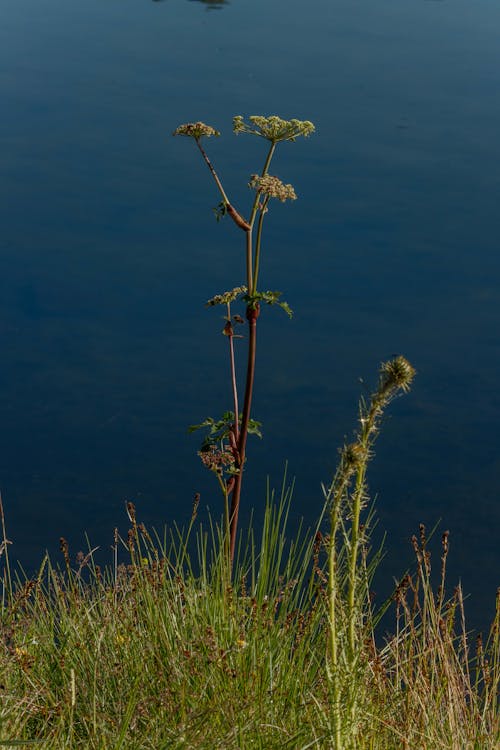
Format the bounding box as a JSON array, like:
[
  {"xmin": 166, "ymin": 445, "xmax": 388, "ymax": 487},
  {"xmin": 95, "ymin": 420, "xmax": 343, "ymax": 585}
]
[
  {"xmin": 228, "ymin": 303, "xmax": 259, "ymax": 563},
  {"xmin": 195, "ymin": 139, "xmax": 250, "ymax": 231},
  {"xmin": 245, "ymin": 227, "xmax": 253, "ymax": 296},
  {"xmin": 227, "ymin": 317, "xmax": 239, "ymax": 445}
]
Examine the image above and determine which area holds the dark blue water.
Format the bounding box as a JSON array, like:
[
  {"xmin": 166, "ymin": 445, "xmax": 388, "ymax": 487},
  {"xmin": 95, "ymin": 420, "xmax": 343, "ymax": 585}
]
[{"xmin": 2, "ymin": 0, "xmax": 500, "ymax": 631}]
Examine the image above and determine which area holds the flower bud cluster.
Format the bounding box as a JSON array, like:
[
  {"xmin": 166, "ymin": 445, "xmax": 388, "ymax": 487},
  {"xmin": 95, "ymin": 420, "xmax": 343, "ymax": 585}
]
[
  {"xmin": 249, "ymin": 174, "xmax": 297, "ymax": 202},
  {"xmin": 173, "ymin": 122, "xmax": 220, "ymax": 139},
  {"xmin": 233, "ymin": 115, "xmax": 315, "ymax": 143},
  {"xmin": 198, "ymin": 446, "xmax": 234, "ymax": 474},
  {"xmin": 206, "ymin": 286, "xmax": 247, "ymax": 307}
]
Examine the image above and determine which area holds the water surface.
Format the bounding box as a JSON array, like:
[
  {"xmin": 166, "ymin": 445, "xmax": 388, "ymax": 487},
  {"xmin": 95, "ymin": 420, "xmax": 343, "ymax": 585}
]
[{"xmin": 1, "ymin": 0, "xmax": 500, "ymax": 630}]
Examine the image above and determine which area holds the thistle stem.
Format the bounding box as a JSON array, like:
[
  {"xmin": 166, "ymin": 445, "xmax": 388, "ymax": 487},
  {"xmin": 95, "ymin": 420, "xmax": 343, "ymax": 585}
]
[
  {"xmin": 347, "ymin": 404, "xmax": 376, "ymax": 659},
  {"xmin": 326, "ymin": 463, "xmax": 353, "ymax": 748},
  {"xmin": 328, "ymin": 535, "xmax": 342, "ymax": 750},
  {"xmin": 347, "ymin": 467, "xmax": 366, "ymax": 659}
]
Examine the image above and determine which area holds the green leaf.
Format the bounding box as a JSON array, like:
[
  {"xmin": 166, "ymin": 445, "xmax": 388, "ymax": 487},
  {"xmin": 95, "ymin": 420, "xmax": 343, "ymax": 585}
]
[
  {"xmin": 244, "ymin": 291, "xmax": 293, "ymax": 318},
  {"xmin": 247, "ymin": 419, "xmax": 263, "ymax": 439},
  {"xmin": 212, "ymin": 201, "xmax": 228, "ymax": 222},
  {"xmin": 189, "ymin": 412, "xmax": 262, "ymax": 446},
  {"xmin": 188, "ymin": 417, "xmax": 215, "ymax": 433}
]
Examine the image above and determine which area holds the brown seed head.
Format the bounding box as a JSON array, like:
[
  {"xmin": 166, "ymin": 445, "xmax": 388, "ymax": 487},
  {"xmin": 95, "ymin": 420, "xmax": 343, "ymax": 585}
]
[
  {"xmin": 249, "ymin": 174, "xmax": 297, "ymax": 202},
  {"xmin": 173, "ymin": 121, "xmax": 220, "ymax": 139}
]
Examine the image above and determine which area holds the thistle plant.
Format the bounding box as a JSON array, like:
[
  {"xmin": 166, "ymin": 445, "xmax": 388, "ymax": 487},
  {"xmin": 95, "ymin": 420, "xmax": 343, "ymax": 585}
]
[
  {"xmin": 174, "ymin": 115, "xmax": 314, "ymax": 564},
  {"xmin": 323, "ymin": 355, "xmax": 416, "ymax": 745}
]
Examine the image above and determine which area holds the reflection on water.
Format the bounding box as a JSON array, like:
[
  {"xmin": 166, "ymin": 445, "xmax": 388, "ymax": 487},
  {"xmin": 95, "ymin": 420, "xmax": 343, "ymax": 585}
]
[
  {"xmin": 190, "ymin": 0, "xmax": 229, "ymax": 8},
  {"xmin": 153, "ymin": 0, "xmax": 229, "ymax": 8}
]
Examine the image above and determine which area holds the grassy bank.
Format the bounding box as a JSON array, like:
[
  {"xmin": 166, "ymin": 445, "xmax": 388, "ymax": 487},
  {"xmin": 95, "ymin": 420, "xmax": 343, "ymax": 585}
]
[
  {"xmin": 1, "ymin": 363, "xmax": 499, "ymax": 749},
  {"xmin": 0, "ymin": 494, "xmax": 498, "ymax": 749}
]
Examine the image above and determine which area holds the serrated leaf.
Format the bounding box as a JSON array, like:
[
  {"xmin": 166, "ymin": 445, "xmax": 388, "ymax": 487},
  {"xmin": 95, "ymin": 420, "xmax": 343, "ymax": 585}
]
[
  {"xmin": 212, "ymin": 201, "xmax": 228, "ymax": 222},
  {"xmin": 247, "ymin": 419, "xmax": 263, "ymax": 439},
  {"xmin": 278, "ymin": 300, "xmax": 293, "ymax": 318},
  {"xmin": 244, "ymin": 290, "xmax": 293, "ymax": 318},
  {"xmin": 188, "ymin": 417, "xmax": 215, "ymax": 433}
]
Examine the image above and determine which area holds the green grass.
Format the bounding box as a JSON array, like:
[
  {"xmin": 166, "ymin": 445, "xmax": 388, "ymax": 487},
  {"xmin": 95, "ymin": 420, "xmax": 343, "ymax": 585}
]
[
  {"xmin": 1, "ymin": 368, "xmax": 499, "ymax": 749},
  {"xmin": 1, "ymin": 495, "xmax": 499, "ymax": 748}
]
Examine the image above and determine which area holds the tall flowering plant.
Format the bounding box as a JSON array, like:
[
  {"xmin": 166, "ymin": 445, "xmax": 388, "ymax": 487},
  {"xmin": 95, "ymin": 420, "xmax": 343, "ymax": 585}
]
[{"xmin": 173, "ymin": 115, "xmax": 315, "ymax": 564}]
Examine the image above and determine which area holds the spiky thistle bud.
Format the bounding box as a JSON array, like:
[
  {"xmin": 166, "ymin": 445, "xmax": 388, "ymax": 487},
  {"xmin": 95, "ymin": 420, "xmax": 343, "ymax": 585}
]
[
  {"xmin": 341, "ymin": 442, "xmax": 367, "ymax": 474},
  {"xmin": 378, "ymin": 356, "xmax": 416, "ymax": 397}
]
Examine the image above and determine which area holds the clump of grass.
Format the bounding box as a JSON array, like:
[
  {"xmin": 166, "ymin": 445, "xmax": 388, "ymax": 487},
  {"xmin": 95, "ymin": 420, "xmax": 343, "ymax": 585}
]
[
  {"xmin": 0, "ymin": 485, "xmax": 327, "ymax": 749},
  {"xmin": 379, "ymin": 529, "xmax": 500, "ymax": 748},
  {"xmin": 1, "ymin": 361, "xmax": 499, "ymax": 749}
]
